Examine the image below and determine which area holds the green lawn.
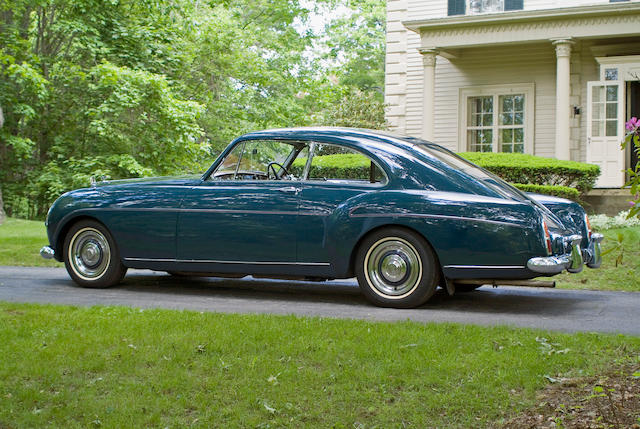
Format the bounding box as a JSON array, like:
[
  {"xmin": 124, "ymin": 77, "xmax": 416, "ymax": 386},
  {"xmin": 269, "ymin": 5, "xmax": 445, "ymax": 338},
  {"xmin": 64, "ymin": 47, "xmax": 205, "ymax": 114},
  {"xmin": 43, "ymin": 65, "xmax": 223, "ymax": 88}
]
[
  {"xmin": 545, "ymin": 226, "xmax": 640, "ymax": 292},
  {"xmin": 0, "ymin": 218, "xmax": 62, "ymax": 267},
  {"xmin": 1, "ymin": 217, "xmax": 639, "ymax": 292},
  {"xmin": 0, "ymin": 302, "xmax": 638, "ymax": 428}
]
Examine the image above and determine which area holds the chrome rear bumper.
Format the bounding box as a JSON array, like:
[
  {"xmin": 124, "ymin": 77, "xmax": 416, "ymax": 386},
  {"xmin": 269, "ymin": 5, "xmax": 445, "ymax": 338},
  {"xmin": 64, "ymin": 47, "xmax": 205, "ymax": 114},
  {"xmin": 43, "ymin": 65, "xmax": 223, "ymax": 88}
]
[
  {"xmin": 527, "ymin": 235, "xmax": 583, "ymax": 274},
  {"xmin": 40, "ymin": 246, "xmax": 55, "ymax": 260},
  {"xmin": 527, "ymin": 233, "xmax": 603, "ymax": 275},
  {"xmin": 583, "ymin": 233, "xmax": 604, "ymax": 268}
]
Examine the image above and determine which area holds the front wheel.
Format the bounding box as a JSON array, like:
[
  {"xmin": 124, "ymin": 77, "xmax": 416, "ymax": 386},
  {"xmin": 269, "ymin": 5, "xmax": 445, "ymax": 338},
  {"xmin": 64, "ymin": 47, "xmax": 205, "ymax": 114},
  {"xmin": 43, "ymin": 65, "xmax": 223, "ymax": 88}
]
[
  {"xmin": 355, "ymin": 227, "xmax": 439, "ymax": 308},
  {"xmin": 63, "ymin": 220, "xmax": 127, "ymax": 288}
]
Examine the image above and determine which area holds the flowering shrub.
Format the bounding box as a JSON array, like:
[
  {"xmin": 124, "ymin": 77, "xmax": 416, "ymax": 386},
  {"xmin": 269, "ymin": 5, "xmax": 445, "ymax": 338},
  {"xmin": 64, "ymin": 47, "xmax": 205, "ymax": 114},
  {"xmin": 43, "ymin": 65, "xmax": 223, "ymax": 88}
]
[
  {"xmin": 623, "ymin": 117, "xmax": 640, "ymax": 218},
  {"xmin": 589, "ymin": 211, "xmax": 640, "ymax": 231}
]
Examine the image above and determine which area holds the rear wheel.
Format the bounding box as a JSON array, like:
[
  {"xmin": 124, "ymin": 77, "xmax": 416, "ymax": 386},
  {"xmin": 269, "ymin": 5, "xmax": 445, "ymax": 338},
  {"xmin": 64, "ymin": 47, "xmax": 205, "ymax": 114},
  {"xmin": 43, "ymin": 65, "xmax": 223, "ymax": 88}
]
[
  {"xmin": 355, "ymin": 227, "xmax": 439, "ymax": 308},
  {"xmin": 63, "ymin": 220, "xmax": 126, "ymax": 288}
]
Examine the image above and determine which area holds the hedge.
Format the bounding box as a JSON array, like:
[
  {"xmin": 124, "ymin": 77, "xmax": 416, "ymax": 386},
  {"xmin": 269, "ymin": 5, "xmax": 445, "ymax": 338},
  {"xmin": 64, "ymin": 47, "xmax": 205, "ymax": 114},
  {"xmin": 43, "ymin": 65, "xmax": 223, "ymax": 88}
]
[
  {"xmin": 290, "ymin": 153, "xmax": 585, "ymax": 200},
  {"xmin": 291, "ymin": 154, "xmax": 371, "ymax": 180},
  {"xmin": 458, "ymin": 152, "xmax": 600, "ymax": 193},
  {"xmin": 511, "ymin": 183, "xmax": 580, "ymax": 201}
]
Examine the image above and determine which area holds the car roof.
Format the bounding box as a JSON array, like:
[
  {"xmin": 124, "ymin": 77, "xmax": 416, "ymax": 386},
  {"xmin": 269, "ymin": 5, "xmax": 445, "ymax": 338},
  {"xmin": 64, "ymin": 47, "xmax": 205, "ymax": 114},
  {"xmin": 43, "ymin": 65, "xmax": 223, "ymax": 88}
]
[{"xmin": 235, "ymin": 127, "xmax": 434, "ymax": 154}]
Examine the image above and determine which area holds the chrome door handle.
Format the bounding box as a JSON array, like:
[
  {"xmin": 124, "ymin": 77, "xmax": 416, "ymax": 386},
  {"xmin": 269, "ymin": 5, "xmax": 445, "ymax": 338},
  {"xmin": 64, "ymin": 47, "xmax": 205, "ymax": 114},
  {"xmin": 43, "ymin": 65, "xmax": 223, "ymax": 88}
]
[{"xmin": 278, "ymin": 186, "xmax": 300, "ymax": 194}]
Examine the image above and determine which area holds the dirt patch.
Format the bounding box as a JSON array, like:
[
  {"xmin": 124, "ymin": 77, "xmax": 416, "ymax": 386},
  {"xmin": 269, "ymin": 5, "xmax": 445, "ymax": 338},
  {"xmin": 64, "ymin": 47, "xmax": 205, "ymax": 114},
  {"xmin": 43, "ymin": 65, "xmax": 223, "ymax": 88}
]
[{"xmin": 501, "ymin": 363, "xmax": 640, "ymax": 429}]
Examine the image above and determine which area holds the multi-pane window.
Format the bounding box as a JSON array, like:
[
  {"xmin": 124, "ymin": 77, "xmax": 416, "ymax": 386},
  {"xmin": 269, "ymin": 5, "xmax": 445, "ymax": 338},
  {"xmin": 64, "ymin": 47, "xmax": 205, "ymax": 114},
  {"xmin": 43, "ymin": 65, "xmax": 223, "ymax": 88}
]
[
  {"xmin": 467, "ymin": 96, "xmax": 493, "ymax": 152},
  {"xmin": 499, "ymin": 95, "xmax": 525, "ymax": 153},
  {"xmin": 466, "ymin": 94, "xmax": 525, "ymax": 153},
  {"xmin": 591, "ymin": 85, "xmax": 619, "ymax": 137}
]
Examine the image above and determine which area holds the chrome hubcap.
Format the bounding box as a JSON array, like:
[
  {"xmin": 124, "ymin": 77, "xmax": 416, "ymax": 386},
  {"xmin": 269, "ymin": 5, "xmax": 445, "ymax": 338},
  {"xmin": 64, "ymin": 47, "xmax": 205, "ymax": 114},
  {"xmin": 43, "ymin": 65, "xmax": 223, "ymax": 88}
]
[
  {"xmin": 379, "ymin": 253, "xmax": 408, "ymax": 284},
  {"xmin": 69, "ymin": 228, "xmax": 110, "ymax": 280},
  {"xmin": 365, "ymin": 237, "xmax": 422, "ymax": 297}
]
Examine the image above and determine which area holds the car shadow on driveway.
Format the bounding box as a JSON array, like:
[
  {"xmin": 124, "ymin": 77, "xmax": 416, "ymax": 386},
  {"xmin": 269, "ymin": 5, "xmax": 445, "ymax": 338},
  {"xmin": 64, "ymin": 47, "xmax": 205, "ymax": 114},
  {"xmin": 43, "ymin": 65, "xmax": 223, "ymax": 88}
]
[{"xmin": 101, "ymin": 271, "xmax": 591, "ymax": 317}]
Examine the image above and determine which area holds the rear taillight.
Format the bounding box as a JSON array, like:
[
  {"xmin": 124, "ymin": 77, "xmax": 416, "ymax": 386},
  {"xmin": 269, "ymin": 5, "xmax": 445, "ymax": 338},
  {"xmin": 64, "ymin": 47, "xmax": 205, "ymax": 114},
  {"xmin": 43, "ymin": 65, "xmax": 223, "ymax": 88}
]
[
  {"xmin": 543, "ymin": 221, "xmax": 553, "ymax": 255},
  {"xmin": 584, "ymin": 214, "xmax": 592, "ymax": 240}
]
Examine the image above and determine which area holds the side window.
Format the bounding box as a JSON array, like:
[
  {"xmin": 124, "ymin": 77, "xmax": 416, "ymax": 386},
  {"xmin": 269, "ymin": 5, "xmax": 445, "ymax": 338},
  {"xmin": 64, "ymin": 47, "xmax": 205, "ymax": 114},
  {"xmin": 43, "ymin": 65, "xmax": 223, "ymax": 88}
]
[
  {"xmin": 211, "ymin": 140, "xmax": 304, "ymax": 181},
  {"xmin": 305, "ymin": 144, "xmax": 387, "ymax": 185}
]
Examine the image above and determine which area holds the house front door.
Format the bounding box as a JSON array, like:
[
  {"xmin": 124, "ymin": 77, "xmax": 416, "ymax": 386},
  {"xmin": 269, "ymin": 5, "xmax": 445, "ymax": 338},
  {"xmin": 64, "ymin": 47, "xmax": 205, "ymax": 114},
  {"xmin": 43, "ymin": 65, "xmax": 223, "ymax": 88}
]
[{"xmin": 587, "ymin": 81, "xmax": 625, "ymax": 188}]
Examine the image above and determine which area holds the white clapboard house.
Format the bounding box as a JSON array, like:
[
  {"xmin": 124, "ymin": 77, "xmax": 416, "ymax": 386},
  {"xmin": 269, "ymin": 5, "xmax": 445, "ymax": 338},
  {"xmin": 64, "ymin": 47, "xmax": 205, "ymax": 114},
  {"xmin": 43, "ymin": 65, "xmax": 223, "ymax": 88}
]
[{"xmin": 385, "ymin": 0, "xmax": 640, "ymax": 187}]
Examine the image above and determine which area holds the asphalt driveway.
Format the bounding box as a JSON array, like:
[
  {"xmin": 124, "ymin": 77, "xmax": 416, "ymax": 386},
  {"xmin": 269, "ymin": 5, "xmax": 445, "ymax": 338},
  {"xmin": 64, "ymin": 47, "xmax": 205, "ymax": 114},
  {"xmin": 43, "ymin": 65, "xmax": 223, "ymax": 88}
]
[{"xmin": 1, "ymin": 266, "xmax": 639, "ymax": 335}]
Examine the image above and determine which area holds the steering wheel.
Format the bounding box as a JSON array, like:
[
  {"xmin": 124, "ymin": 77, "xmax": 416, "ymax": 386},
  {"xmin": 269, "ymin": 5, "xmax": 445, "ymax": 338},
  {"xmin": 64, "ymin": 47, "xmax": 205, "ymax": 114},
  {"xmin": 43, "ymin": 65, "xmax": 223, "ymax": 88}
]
[{"xmin": 267, "ymin": 162, "xmax": 290, "ymax": 180}]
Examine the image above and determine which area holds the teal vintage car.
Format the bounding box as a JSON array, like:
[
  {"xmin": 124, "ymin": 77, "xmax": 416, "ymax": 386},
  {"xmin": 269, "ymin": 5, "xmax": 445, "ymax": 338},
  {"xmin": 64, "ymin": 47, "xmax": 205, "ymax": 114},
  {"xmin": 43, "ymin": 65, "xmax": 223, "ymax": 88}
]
[{"xmin": 41, "ymin": 128, "xmax": 603, "ymax": 308}]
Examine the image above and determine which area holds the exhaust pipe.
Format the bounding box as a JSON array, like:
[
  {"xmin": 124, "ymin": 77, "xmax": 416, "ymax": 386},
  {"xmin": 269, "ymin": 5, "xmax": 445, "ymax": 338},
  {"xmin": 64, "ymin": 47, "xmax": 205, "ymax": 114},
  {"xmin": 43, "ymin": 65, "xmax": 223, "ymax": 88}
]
[{"xmin": 455, "ymin": 279, "xmax": 556, "ymax": 288}]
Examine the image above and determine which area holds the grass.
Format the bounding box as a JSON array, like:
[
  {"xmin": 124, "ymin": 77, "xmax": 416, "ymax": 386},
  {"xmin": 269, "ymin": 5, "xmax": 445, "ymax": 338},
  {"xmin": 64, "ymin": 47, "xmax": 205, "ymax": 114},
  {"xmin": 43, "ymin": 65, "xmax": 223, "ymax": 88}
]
[
  {"xmin": 0, "ymin": 217, "xmax": 62, "ymax": 267},
  {"xmin": 546, "ymin": 226, "xmax": 640, "ymax": 292},
  {"xmin": 1, "ymin": 218, "xmax": 639, "ymax": 292},
  {"xmin": 0, "ymin": 302, "xmax": 638, "ymax": 428}
]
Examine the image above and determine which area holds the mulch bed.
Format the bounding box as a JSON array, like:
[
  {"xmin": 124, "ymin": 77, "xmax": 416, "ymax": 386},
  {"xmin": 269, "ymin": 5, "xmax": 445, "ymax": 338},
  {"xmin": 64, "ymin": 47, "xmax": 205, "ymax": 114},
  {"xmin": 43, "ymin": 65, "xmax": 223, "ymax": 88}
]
[{"xmin": 501, "ymin": 363, "xmax": 640, "ymax": 428}]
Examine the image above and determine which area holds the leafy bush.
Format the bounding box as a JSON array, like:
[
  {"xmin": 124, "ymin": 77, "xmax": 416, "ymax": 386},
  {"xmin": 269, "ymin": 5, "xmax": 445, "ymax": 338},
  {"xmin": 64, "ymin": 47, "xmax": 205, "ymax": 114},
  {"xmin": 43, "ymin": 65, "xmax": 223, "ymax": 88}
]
[
  {"xmin": 623, "ymin": 118, "xmax": 640, "ymax": 218},
  {"xmin": 458, "ymin": 152, "xmax": 600, "ymax": 193},
  {"xmin": 589, "ymin": 211, "xmax": 640, "ymax": 231},
  {"xmin": 511, "ymin": 184, "xmax": 580, "ymax": 201},
  {"xmin": 291, "ymin": 154, "xmax": 582, "ymax": 201}
]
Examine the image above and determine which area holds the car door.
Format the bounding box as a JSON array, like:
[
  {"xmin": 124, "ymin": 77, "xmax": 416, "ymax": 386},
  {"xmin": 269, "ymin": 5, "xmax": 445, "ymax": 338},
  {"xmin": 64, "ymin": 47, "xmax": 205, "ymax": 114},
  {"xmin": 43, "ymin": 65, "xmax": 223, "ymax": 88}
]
[
  {"xmin": 176, "ymin": 139, "xmax": 300, "ymax": 265},
  {"xmin": 296, "ymin": 143, "xmax": 389, "ymax": 265}
]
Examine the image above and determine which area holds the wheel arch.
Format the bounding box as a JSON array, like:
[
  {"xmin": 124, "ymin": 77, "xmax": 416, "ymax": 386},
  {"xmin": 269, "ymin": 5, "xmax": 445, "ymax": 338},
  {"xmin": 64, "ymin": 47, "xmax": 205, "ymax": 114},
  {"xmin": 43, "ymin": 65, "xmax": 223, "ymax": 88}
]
[
  {"xmin": 54, "ymin": 214, "xmax": 110, "ymax": 261},
  {"xmin": 347, "ymin": 223, "xmax": 444, "ymax": 281}
]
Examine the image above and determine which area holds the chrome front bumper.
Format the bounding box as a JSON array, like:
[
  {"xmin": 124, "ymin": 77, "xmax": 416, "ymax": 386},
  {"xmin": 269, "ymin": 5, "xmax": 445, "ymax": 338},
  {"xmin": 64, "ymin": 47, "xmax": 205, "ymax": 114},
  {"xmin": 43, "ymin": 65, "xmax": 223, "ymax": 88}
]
[
  {"xmin": 40, "ymin": 246, "xmax": 55, "ymax": 260},
  {"xmin": 527, "ymin": 233, "xmax": 603, "ymax": 275}
]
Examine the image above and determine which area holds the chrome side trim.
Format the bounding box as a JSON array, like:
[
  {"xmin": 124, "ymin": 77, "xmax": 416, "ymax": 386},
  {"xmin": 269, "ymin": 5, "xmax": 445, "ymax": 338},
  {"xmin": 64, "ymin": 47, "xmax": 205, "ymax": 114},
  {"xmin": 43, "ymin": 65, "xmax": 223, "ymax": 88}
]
[
  {"xmin": 79, "ymin": 207, "xmax": 329, "ymax": 216},
  {"xmin": 179, "ymin": 208, "xmax": 327, "ymax": 216},
  {"xmin": 124, "ymin": 257, "xmax": 330, "ymax": 266},
  {"xmin": 444, "ymin": 265, "xmax": 525, "ymax": 269},
  {"xmin": 348, "ymin": 211, "xmax": 522, "ymax": 228}
]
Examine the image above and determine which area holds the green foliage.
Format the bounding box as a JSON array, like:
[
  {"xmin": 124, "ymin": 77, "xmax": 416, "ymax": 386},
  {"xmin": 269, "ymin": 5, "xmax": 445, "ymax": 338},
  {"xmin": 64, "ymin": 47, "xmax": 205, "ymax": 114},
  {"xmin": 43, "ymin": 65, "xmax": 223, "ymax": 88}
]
[
  {"xmin": 459, "ymin": 152, "xmax": 600, "ymax": 193},
  {"xmin": 0, "ymin": 0, "xmax": 387, "ymax": 219},
  {"xmin": 321, "ymin": 0, "xmax": 386, "ymax": 94},
  {"xmin": 316, "ymin": 88, "xmax": 387, "ymax": 129},
  {"xmin": 511, "ymin": 184, "xmax": 580, "ymax": 201},
  {"xmin": 545, "ymin": 226, "xmax": 640, "ymax": 292},
  {"xmin": 589, "ymin": 211, "xmax": 640, "ymax": 230},
  {"xmin": 622, "ymin": 130, "xmax": 639, "ymax": 218},
  {"xmin": 292, "ymin": 153, "xmax": 371, "ymax": 179}
]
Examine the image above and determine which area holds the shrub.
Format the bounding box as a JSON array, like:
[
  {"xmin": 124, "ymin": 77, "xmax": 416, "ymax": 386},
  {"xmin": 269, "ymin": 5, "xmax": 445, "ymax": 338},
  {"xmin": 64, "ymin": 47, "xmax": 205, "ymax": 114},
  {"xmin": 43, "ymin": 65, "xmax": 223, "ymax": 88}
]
[
  {"xmin": 589, "ymin": 211, "xmax": 640, "ymax": 230},
  {"xmin": 458, "ymin": 152, "xmax": 600, "ymax": 193},
  {"xmin": 511, "ymin": 183, "xmax": 580, "ymax": 201},
  {"xmin": 289, "ymin": 153, "xmax": 584, "ymax": 201},
  {"xmin": 291, "ymin": 154, "xmax": 371, "ymax": 179}
]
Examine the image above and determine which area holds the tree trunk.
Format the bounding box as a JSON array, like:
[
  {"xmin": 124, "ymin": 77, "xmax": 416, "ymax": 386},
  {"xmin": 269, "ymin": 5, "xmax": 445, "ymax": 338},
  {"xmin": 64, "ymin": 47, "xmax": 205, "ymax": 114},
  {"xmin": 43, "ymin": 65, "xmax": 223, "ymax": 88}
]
[{"xmin": 0, "ymin": 186, "xmax": 5, "ymax": 224}]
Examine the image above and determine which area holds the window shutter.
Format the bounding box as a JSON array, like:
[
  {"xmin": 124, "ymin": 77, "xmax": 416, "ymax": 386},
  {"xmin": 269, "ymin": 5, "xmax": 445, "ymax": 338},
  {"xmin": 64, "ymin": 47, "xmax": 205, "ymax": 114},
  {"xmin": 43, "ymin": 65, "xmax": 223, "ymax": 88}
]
[
  {"xmin": 448, "ymin": 0, "xmax": 466, "ymax": 16},
  {"xmin": 504, "ymin": 0, "xmax": 524, "ymax": 11},
  {"xmin": 609, "ymin": 0, "xmax": 630, "ymax": 3}
]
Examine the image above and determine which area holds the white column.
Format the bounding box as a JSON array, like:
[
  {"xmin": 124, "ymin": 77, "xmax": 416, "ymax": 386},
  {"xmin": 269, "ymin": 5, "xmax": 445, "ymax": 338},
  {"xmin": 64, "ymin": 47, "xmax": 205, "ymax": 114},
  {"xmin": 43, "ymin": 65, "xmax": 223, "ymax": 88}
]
[
  {"xmin": 552, "ymin": 38, "xmax": 574, "ymax": 160},
  {"xmin": 419, "ymin": 48, "xmax": 438, "ymax": 141}
]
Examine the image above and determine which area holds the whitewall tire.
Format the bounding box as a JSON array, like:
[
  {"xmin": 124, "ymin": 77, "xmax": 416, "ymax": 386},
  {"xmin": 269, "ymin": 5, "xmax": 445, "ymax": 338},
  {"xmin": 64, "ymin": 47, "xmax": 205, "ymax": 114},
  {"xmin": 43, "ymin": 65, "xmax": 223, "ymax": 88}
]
[
  {"xmin": 63, "ymin": 220, "xmax": 126, "ymax": 288},
  {"xmin": 355, "ymin": 227, "xmax": 439, "ymax": 308}
]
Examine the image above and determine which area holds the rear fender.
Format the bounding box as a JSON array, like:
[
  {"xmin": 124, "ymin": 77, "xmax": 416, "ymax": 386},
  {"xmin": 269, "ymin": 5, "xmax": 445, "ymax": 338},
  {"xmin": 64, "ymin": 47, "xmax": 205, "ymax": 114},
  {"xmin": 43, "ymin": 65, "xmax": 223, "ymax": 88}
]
[{"xmin": 325, "ymin": 190, "xmax": 546, "ymax": 277}]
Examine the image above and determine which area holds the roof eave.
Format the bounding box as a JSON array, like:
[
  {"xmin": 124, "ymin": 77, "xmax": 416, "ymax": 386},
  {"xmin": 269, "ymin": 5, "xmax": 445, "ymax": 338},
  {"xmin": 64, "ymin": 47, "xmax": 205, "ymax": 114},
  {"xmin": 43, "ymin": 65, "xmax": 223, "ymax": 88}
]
[{"xmin": 403, "ymin": 2, "xmax": 640, "ymax": 33}]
